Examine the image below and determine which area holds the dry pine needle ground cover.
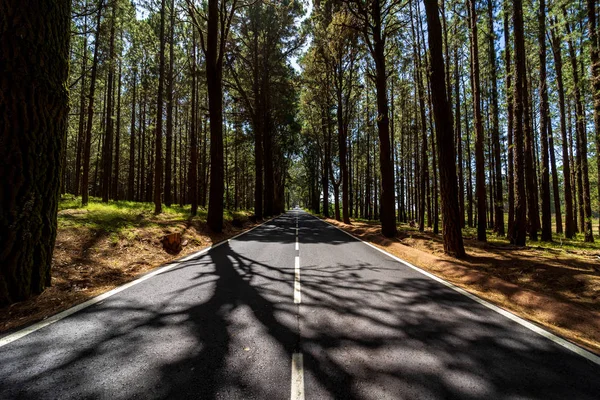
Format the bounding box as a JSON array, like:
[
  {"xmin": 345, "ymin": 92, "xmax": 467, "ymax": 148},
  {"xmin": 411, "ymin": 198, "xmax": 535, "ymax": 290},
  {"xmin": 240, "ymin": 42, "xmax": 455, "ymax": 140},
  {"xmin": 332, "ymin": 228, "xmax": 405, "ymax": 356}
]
[
  {"xmin": 321, "ymin": 217, "xmax": 600, "ymax": 355},
  {"xmin": 0, "ymin": 198, "xmax": 259, "ymax": 334}
]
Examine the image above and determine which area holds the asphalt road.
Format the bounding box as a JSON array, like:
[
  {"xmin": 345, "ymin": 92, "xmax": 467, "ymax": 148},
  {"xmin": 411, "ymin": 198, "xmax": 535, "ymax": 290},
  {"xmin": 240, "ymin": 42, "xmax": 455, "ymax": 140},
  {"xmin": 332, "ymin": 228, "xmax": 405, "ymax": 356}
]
[{"xmin": 1, "ymin": 210, "xmax": 599, "ymax": 399}]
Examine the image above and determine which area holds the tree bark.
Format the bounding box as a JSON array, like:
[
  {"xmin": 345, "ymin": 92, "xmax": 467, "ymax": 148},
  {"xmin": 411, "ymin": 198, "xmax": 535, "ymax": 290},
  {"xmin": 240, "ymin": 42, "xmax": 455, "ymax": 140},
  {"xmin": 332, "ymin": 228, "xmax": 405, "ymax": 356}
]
[
  {"xmin": 550, "ymin": 24, "xmax": 574, "ymax": 238},
  {"xmin": 112, "ymin": 56, "xmax": 122, "ymax": 200},
  {"xmin": 189, "ymin": 32, "xmax": 199, "ymax": 216},
  {"xmin": 102, "ymin": 1, "xmax": 117, "ymax": 203},
  {"xmin": 164, "ymin": 0, "xmax": 175, "ymax": 207},
  {"xmin": 538, "ymin": 0, "xmax": 552, "ymax": 241},
  {"xmin": 511, "ymin": 0, "xmax": 527, "ymax": 246},
  {"xmin": 205, "ymin": 0, "xmax": 225, "ymax": 232},
  {"xmin": 154, "ymin": 0, "xmax": 167, "ymax": 214},
  {"xmin": 81, "ymin": 0, "xmax": 103, "ymax": 206},
  {"xmin": 424, "ymin": 0, "xmax": 465, "ymax": 258},
  {"xmin": 488, "ymin": 0, "xmax": 504, "ymax": 236},
  {"xmin": 128, "ymin": 69, "xmax": 136, "ymax": 201},
  {"xmin": 587, "ymin": 0, "xmax": 600, "ymax": 239},
  {"xmin": 548, "ymin": 122, "xmax": 562, "ymax": 234},
  {"xmin": 75, "ymin": 11, "xmax": 88, "ymax": 197},
  {"xmin": 0, "ymin": 0, "xmax": 70, "ymax": 304},
  {"xmin": 564, "ymin": 12, "xmax": 594, "ymax": 242},
  {"xmin": 468, "ymin": 0, "xmax": 487, "ymax": 242},
  {"xmin": 370, "ymin": 0, "xmax": 397, "ymax": 238}
]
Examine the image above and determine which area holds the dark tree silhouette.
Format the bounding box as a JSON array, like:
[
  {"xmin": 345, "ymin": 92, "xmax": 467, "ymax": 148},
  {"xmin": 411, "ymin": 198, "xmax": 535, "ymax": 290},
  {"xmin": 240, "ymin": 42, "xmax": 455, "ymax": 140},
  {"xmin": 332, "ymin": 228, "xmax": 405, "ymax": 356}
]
[{"xmin": 0, "ymin": 0, "xmax": 71, "ymax": 304}]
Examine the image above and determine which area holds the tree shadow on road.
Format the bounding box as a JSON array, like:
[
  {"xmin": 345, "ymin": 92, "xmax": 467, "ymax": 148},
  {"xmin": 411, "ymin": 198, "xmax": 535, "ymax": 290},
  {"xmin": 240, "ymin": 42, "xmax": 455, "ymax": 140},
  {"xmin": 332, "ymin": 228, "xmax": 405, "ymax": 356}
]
[{"xmin": 1, "ymin": 213, "xmax": 599, "ymax": 399}]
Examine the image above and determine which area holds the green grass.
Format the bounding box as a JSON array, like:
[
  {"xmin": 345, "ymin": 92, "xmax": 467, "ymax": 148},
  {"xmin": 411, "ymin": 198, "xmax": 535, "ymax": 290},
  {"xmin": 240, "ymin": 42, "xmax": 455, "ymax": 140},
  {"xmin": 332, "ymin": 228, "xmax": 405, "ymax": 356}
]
[{"xmin": 57, "ymin": 196, "xmax": 253, "ymax": 234}]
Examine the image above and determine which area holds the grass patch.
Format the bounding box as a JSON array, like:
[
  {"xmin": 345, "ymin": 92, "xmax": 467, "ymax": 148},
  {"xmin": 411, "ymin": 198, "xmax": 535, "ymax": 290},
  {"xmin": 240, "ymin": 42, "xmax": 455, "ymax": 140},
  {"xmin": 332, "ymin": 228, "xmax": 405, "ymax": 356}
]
[{"xmin": 57, "ymin": 196, "xmax": 204, "ymax": 234}]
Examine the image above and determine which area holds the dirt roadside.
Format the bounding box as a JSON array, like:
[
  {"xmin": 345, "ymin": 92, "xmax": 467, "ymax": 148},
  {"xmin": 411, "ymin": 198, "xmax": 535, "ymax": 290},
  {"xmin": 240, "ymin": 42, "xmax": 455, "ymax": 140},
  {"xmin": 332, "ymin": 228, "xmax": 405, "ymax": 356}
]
[
  {"xmin": 321, "ymin": 217, "xmax": 600, "ymax": 356},
  {"xmin": 0, "ymin": 215, "xmax": 265, "ymax": 335}
]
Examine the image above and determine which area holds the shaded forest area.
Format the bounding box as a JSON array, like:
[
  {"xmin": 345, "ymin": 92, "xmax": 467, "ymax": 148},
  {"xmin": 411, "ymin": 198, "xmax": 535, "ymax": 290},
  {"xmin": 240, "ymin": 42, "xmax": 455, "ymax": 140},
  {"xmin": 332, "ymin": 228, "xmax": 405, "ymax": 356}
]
[{"xmin": 299, "ymin": 0, "xmax": 600, "ymax": 253}]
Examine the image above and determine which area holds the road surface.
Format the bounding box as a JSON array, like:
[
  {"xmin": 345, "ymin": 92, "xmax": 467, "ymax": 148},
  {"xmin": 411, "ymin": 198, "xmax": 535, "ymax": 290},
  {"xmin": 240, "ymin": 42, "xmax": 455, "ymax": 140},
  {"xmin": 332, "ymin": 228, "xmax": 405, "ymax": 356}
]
[{"xmin": 1, "ymin": 210, "xmax": 599, "ymax": 399}]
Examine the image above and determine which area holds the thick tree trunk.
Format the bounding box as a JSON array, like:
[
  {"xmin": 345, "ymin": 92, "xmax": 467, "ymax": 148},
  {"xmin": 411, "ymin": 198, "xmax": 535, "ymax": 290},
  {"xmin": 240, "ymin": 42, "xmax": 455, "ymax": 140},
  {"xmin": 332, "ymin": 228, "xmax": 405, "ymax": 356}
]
[
  {"xmin": 0, "ymin": 0, "xmax": 70, "ymax": 305},
  {"xmin": 263, "ymin": 93, "xmax": 274, "ymax": 217},
  {"xmin": 424, "ymin": 0, "xmax": 465, "ymax": 258},
  {"xmin": 371, "ymin": 2, "xmax": 397, "ymax": 238},
  {"xmin": 205, "ymin": 0, "xmax": 224, "ymax": 232}
]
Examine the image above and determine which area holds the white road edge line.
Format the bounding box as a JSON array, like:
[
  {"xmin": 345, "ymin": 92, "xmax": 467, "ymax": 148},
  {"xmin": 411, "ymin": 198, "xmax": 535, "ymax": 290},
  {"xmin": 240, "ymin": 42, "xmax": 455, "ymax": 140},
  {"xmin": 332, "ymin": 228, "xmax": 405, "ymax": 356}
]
[
  {"xmin": 290, "ymin": 352, "xmax": 305, "ymax": 400},
  {"xmin": 294, "ymin": 256, "xmax": 301, "ymax": 304},
  {"xmin": 0, "ymin": 215, "xmax": 280, "ymax": 348},
  {"xmin": 310, "ymin": 213, "xmax": 600, "ymax": 367}
]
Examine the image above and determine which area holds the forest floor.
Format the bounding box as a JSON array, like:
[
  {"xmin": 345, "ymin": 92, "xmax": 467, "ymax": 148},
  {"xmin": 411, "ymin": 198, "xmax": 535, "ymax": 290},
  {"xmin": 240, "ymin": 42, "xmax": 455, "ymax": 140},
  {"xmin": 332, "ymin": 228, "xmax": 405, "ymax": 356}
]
[
  {"xmin": 319, "ymin": 216, "xmax": 600, "ymax": 355},
  {"xmin": 0, "ymin": 197, "xmax": 258, "ymax": 334}
]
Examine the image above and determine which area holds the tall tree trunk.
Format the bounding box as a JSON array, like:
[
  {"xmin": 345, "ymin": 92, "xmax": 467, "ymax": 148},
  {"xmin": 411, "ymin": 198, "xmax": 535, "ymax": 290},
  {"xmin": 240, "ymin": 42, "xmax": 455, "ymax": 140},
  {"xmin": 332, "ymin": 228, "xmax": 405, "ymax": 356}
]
[
  {"xmin": 454, "ymin": 39, "xmax": 465, "ymax": 228},
  {"xmin": 488, "ymin": 0, "xmax": 504, "ymax": 236},
  {"xmin": 424, "ymin": 0, "xmax": 465, "ymax": 258},
  {"xmin": 205, "ymin": 0, "xmax": 225, "ymax": 232},
  {"xmin": 468, "ymin": 0, "xmax": 487, "ymax": 242},
  {"xmin": 189, "ymin": 32, "xmax": 198, "ymax": 216},
  {"xmin": 263, "ymin": 83, "xmax": 274, "ymax": 217},
  {"xmin": 154, "ymin": 0, "xmax": 166, "ymax": 214},
  {"xmin": 0, "ymin": 0, "xmax": 70, "ymax": 304},
  {"xmin": 502, "ymin": 0, "xmax": 514, "ymax": 236},
  {"xmin": 75, "ymin": 11, "xmax": 88, "ymax": 197},
  {"xmin": 565, "ymin": 12, "xmax": 594, "ymax": 242},
  {"xmin": 511, "ymin": 0, "xmax": 528, "ymax": 246},
  {"xmin": 164, "ymin": 0, "xmax": 175, "ymax": 207},
  {"xmin": 587, "ymin": 0, "xmax": 600, "ymax": 239},
  {"xmin": 336, "ymin": 65, "xmax": 351, "ymax": 224},
  {"xmin": 102, "ymin": 1, "xmax": 116, "ymax": 203},
  {"xmin": 112, "ymin": 56, "xmax": 122, "ymax": 200},
  {"xmin": 548, "ymin": 123, "xmax": 562, "ymax": 234},
  {"xmin": 524, "ymin": 67, "xmax": 538, "ymax": 241},
  {"xmin": 410, "ymin": 1, "xmax": 428, "ymax": 233},
  {"xmin": 322, "ymin": 110, "xmax": 331, "ymax": 218},
  {"xmin": 81, "ymin": 0, "xmax": 103, "ymax": 206},
  {"xmin": 371, "ymin": 1, "xmax": 396, "ymax": 238},
  {"xmin": 128, "ymin": 69, "xmax": 136, "ymax": 201},
  {"xmin": 538, "ymin": 0, "xmax": 552, "ymax": 241},
  {"xmin": 464, "ymin": 77, "xmax": 474, "ymax": 228},
  {"xmin": 550, "ymin": 24, "xmax": 574, "ymax": 238}
]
